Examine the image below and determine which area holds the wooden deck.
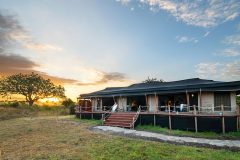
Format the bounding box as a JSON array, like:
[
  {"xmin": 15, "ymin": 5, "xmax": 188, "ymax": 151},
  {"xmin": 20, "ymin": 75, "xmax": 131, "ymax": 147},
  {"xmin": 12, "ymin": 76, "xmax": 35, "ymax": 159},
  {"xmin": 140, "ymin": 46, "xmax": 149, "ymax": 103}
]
[{"xmin": 76, "ymin": 110, "xmax": 240, "ymax": 133}]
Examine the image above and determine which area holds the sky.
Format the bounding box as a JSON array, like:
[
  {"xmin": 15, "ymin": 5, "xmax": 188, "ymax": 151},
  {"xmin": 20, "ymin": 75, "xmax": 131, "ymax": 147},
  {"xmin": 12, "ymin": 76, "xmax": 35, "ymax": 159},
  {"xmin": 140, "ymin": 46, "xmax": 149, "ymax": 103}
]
[{"xmin": 0, "ymin": 0, "xmax": 240, "ymax": 100}]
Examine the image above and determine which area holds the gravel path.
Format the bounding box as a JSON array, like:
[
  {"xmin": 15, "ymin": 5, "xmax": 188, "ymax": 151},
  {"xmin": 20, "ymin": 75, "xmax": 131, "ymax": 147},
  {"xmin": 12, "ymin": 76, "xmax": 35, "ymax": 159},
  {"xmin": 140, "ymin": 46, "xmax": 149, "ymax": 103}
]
[{"xmin": 93, "ymin": 126, "xmax": 240, "ymax": 150}]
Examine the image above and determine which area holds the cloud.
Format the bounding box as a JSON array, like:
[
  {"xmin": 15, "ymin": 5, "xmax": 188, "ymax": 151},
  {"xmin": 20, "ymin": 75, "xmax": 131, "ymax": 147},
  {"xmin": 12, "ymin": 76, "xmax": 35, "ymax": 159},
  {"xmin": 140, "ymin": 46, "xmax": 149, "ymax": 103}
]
[
  {"xmin": 0, "ymin": 53, "xmax": 38, "ymax": 74},
  {"xmin": 216, "ymin": 48, "xmax": 240, "ymax": 57},
  {"xmin": 176, "ymin": 36, "xmax": 198, "ymax": 43},
  {"xmin": 223, "ymin": 61, "xmax": 240, "ymax": 79},
  {"xmin": 0, "ymin": 10, "xmax": 25, "ymax": 51},
  {"xmin": 195, "ymin": 62, "xmax": 221, "ymax": 78},
  {"xmin": 217, "ymin": 34, "xmax": 240, "ymax": 57},
  {"xmin": 0, "ymin": 53, "xmax": 129, "ymax": 86},
  {"xmin": 120, "ymin": 0, "xmax": 240, "ymax": 28},
  {"xmin": 203, "ymin": 31, "xmax": 210, "ymax": 37},
  {"xmin": 24, "ymin": 43, "xmax": 63, "ymax": 52},
  {"xmin": 238, "ymin": 23, "xmax": 240, "ymax": 31},
  {"xmin": 224, "ymin": 34, "xmax": 240, "ymax": 46},
  {"xmin": 116, "ymin": 0, "xmax": 131, "ymax": 5},
  {"xmin": 195, "ymin": 61, "xmax": 240, "ymax": 80},
  {"xmin": 0, "ymin": 10, "xmax": 62, "ymax": 53},
  {"xmin": 0, "ymin": 53, "xmax": 78, "ymax": 84},
  {"xmin": 77, "ymin": 72, "xmax": 128, "ymax": 86}
]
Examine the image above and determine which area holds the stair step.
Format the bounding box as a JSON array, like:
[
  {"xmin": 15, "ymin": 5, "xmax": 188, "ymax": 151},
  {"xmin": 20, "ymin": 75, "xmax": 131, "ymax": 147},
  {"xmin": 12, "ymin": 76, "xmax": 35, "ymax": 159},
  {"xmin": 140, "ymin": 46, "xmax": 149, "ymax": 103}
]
[
  {"xmin": 105, "ymin": 119, "xmax": 133, "ymax": 122},
  {"xmin": 110, "ymin": 115, "xmax": 135, "ymax": 118},
  {"xmin": 111, "ymin": 112, "xmax": 135, "ymax": 114},
  {"xmin": 107, "ymin": 117, "xmax": 134, "ymax": 120},
  {"xmin": 105, "ymin": 121, "xmax": 132, "ymax": 124},
  {"xmin": 103, "ymin": 112, "xmax": 137, "ymax": 128},
  {"xmin": 104, "ymin": 124, "xmax": 131, "ymax": 128}
]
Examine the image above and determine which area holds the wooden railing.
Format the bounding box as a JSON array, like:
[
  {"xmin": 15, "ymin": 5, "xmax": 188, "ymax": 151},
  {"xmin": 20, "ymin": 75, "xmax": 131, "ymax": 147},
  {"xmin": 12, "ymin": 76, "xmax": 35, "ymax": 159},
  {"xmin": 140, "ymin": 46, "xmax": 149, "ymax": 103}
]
[
  {"xmin": 101, "ymin": 105, "xmax": 117, "ymax": 125},
  {"xmin": 77, "ymin": 105, "xmax": 233, "ymax": 114},
  {"xmin": 131, "ymin": 105, "xmax": 141, "ymax": 129},
  {"xmin": 75, "ymin": 106, "xmax": 92, "ymax": 112}
]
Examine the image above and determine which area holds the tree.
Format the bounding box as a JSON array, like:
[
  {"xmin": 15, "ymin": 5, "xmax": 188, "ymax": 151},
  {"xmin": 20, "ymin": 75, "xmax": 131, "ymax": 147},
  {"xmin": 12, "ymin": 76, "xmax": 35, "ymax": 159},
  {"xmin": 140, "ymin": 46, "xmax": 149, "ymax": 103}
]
[
  {"xmin": 62, "ymin": 98, "xmax": 76, "ymax": 114},
  {"xmin": 62, "ymin": 98, "xmax": 75, "ymax": 108},
  {"xmin": 0, "ymin": 73, "xmax": 65, "ymax": 106},
  {"xmin": 143, "ymin": 77, "xmax": 165, "ymax": 83}
]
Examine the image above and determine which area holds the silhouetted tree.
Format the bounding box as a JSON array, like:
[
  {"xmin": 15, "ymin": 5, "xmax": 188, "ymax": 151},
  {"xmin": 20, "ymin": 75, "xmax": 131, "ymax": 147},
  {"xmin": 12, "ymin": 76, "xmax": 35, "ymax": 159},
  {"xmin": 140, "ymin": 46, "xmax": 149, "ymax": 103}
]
[
  {"xmin": 143, "ymin": 77, "xmax": 165, "ymax": 83},
  {"xmin": 0, "ymin": 73, "xmax": 65, "ymax": 106},
  {"xmin": 62, "ymin": 98, "xmax": 75, "ymax": 108},
  {"xmin": 62, "ymin": 98, "xmax": 76, "ymax": 114}
]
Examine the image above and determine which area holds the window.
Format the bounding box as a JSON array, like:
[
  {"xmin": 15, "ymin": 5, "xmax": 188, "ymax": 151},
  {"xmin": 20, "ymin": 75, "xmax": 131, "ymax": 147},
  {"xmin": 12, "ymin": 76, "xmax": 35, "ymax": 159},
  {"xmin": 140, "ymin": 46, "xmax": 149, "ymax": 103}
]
[{"xmin": 214, "ymin": 92, "xmax": 231, "ymax": 111}]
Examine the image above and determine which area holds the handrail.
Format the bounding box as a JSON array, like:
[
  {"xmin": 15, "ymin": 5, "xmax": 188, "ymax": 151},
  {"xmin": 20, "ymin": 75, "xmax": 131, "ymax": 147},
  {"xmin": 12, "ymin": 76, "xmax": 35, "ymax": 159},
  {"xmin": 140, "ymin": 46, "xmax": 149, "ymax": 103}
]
[
  {"xmin": 131, "ymin": 105, "xmax": 141, "ymax": 129},
  {"xmin": 101, "ymin": 104, "xmax": 117, "ymax": 125}
]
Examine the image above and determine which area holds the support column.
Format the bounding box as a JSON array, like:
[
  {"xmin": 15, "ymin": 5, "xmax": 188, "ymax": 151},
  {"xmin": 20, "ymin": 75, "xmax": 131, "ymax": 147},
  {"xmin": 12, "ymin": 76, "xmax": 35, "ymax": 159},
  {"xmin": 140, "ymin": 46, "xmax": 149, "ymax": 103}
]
[
  {"xmin": 221, "ymin": 105, "xmax": 225, "ymax": 134},
  {"xmin": 199, "ymin": 88, "xmax": 202, "ymax": 112},
  {"xmin": 194, "ymin": 105, "xmax": 198, "ymax": 133},
  {"xmin": 80, "ymin": 106, "xmax": 82, "ymax": 119},
  {"xmin": 237, "ymin": 115, "xmax": 239, "ymax": 131},
  {"xmin": 237, "ymin": 104, "xmax": 240, "ymax": 131},
  {"xmin": 154, "ymin": 114, "xmax": 156, "ymax": 126},
  {"xmin": 168, "ymin": 105, "xmax": 172, "ymax": 130},
  {"xmin": 154, "ymin": 92, "xmax": 158, "ymax": 112},
  {"xmin": 186, "ymin": 90, "xmax": 190, "ymax": 112},
  {"xmin": 145, "ymin": 94, "xmax": 148, "ymax": 111}
]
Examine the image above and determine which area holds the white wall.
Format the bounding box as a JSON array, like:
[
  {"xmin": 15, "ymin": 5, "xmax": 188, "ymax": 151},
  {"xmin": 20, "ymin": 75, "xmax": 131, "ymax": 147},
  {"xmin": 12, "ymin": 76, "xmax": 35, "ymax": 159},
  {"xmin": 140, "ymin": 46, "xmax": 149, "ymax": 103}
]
[
  {"xmin": 91, "ymin": 98, "xmax": 97, "ymax": 111},
  {"xmin": 147, "ymin": 95, "xmax": 158, "ymax": 112},
  {"xmin": 117, "ymin": 97, "xmax": 127, "ymax": 111},
  {"xmin": 230, "ymin": 92, "xmax": 237, "ymax": 112},
  {"xmin": 201, "ymin": 92, "xmax": 214, "ymax": 111},
  {"xmin": 91, "ymin": 98, "xmax": 102, "ymax": 111}
]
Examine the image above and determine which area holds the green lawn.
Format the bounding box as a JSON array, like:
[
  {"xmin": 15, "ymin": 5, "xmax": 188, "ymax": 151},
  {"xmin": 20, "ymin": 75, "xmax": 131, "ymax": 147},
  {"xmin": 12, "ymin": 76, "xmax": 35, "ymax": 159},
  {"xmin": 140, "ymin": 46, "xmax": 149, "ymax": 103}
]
[
  {"xmin": 136, "ymin": 125, "xmax": 240, "ymax": 140},
  {"xmin": 0, "ymin": 105, "xmax": 69, "ymax": 120},
  {"xmin": 0, "ymin": 112, "xmax": 240, "ymax": 159}
]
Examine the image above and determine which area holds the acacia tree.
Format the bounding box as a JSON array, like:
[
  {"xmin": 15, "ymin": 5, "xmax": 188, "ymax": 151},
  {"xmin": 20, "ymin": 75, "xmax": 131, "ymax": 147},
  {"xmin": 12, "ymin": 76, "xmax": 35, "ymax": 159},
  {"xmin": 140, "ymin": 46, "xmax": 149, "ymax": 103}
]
[
  {"xmin": 143, "ymin": 77, "xmax": 165, "ymax": 83},
  {"xmin": 0, "ymin": 73, "xmax": 65, "ymax": 106}
]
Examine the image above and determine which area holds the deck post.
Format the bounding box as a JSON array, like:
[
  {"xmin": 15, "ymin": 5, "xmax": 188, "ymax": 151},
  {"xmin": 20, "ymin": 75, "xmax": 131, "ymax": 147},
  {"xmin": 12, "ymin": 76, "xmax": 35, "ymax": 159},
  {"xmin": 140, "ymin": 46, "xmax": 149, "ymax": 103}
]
[
  {"xmin": 194, "ymin": 105, "xmax": 198, "ymax": 133},
  {"xmin": 237, "ymin": 115, "xmax": 239, "ymax": 131},
  {"xmin": 80, "ymin": 106, "xmax": 82, "ymax": 119},
  {"xmin": 145, "ymin": 94, "xmax": 148, "ymax": 112},
  {"xmin": 237, "ymin": 106, "xmax": 240, "ymax": 131},
  {"xmin": 154, "ymin": 114, "xmax": 156, "ymax": 126},
  {"xmin": 102, "ymin": 114, "xmax": 104, "ymax": 125},
  {"xmin": 140, "ymin": 114, "xmax": 142, "ymax": 125},
  {"xmin": 91, "ymin": 103, "xmax": 93, "ymax": 119},
  {"xmin": 132, "ymin": 117, "xmax": 135, "ymax": 129},
  {"xmin": 221, "ymin": 105, "xmax": 225, "ymax": 134},
  {"xmin": 186, "ymin": 90, "xmax": 190, "ymax": 112},
  {"xmin": 154, "ymin": 92, "xmax": 158, "ymax": 112},
  {"xmin": 168, "ymin": 105, "xmax": 172, "ymax": 130}
]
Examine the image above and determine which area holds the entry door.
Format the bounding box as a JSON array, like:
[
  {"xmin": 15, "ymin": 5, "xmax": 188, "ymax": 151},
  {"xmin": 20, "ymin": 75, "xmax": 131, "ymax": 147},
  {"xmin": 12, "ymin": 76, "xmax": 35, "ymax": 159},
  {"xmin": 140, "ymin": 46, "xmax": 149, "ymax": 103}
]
[{"xmin": 189, "ymin": 93, "xmax": 198, "ymax": 106}]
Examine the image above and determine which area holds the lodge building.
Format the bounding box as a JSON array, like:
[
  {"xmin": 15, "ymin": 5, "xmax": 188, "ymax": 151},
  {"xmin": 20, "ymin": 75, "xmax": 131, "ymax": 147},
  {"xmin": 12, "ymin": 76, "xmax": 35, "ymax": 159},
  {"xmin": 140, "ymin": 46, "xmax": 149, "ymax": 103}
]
[{"xmin": 76, "ymin": 78, "xmax": 240, "ymax": 133}]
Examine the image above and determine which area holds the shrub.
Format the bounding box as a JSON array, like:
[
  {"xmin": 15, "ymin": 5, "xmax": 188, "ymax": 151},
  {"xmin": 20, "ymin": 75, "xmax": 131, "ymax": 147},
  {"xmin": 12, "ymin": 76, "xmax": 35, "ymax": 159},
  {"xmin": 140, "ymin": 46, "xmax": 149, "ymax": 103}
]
[
  {"xmin": 237, "ymin": 96, "xmax": 240, "ymax": 106},
  {"xmin": 10, "ymin": 101, "xmax": 19, "ymax": 108},
  {"xmin": 62, "ymin": 98, "xmax": 75, "ymax": 107},
  {"xmin": 69, "ymin": 105, "xmax": 76, "ymax": 115},
  {"xmin": 62, "ymin": 98, "xmax": 76, "ymax": 115}
]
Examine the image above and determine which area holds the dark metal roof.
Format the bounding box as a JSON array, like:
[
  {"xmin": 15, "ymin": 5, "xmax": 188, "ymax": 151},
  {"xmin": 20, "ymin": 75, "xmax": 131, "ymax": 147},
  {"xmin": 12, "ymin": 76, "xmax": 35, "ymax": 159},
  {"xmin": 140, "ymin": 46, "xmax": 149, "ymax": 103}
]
[{"xmin": 80, "ymin": 78, "xmax": 240, "ymax": 98}]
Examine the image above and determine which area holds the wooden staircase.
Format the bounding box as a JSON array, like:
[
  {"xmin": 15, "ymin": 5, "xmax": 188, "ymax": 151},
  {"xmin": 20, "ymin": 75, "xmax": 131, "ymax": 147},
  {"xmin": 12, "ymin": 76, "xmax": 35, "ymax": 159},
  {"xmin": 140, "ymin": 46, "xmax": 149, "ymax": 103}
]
[{"xmin": 103, "ymin": 112, "xmax": 137, "ymax": 128}]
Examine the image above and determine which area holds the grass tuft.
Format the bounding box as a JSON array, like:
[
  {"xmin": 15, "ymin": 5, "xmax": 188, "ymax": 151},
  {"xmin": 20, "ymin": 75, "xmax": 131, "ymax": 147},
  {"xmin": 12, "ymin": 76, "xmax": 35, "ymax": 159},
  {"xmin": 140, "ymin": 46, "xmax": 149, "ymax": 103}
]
[{"xmin": 136, "ymin": 125, "xmax": 240, "ymax": 140}]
